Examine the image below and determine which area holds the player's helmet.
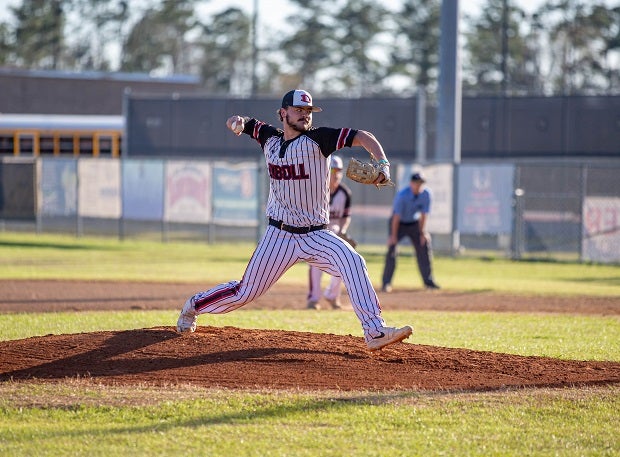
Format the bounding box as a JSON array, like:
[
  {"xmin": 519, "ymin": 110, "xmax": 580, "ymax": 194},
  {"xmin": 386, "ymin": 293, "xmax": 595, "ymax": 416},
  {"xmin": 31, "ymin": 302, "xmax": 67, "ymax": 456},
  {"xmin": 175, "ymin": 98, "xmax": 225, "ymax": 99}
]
[{"xmin": 330, "ymin": 155, "xmax": 343, "ymax": 170}]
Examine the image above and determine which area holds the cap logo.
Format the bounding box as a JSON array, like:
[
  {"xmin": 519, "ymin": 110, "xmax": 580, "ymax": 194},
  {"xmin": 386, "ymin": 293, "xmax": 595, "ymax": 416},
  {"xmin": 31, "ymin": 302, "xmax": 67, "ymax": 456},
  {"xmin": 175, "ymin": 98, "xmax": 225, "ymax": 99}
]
[{"xmin": 299, "ymin": 93, "xmax": 311, "ymax": 104}]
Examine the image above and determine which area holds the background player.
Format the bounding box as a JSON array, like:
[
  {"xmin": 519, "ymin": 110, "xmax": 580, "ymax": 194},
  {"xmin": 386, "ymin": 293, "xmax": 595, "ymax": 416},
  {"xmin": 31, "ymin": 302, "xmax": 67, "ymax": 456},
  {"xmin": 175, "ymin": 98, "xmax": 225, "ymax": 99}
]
[
  {"xmin": 176, "ymin": 89, "xmax": 412, "ymax": 351},
  {"xmin": 307, "ymin": 154, "xmax": 352, "ymax": 310},
  {"xmin": 381, "ymin": 172, "xmax": 440, "ymax": 292}
]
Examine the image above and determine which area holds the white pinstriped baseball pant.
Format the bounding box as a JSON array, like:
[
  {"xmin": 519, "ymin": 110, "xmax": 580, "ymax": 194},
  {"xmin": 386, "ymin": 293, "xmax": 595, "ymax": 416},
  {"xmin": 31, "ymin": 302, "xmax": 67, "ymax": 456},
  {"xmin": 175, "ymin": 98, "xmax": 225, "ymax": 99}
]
[{"xmin": 191, "ymin": 226, "xmax": 387, "ymax": 340}]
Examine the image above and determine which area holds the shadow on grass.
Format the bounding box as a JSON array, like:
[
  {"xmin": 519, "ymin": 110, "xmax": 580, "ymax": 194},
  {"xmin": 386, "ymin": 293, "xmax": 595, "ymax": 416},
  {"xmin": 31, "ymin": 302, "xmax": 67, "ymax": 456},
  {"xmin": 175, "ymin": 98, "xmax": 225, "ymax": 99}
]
[{"xmin": 561, "ymin": 276, "xmax": 620, "ymax": 286}]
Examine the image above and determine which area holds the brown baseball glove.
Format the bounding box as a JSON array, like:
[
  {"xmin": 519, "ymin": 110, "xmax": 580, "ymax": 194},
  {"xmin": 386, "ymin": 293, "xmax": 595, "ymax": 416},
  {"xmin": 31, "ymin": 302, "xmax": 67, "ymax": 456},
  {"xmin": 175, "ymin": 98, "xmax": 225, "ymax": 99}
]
[
  {"xmin": 338, "ymin": 232, "xmax": 357, "ymax": 249},
  {"xmin": 345, "ymin": 158, "xmax": 394, "ymax": 187}
]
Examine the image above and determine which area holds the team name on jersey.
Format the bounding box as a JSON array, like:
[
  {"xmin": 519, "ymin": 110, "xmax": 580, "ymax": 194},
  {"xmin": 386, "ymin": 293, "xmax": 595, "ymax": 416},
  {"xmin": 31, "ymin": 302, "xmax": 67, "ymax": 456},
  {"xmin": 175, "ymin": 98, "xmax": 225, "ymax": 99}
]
[{"xmin": 268, "ymin": 163, "xmax": 310, "ymax": 180}]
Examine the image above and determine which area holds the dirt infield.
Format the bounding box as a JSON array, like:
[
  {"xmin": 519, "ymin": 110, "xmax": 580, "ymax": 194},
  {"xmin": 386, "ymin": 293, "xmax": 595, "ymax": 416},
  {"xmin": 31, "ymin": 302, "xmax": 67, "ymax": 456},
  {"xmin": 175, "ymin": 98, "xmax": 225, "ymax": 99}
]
[{"xmin": 1, "ymin": 280, "xmax": 619, "ymax": 392}]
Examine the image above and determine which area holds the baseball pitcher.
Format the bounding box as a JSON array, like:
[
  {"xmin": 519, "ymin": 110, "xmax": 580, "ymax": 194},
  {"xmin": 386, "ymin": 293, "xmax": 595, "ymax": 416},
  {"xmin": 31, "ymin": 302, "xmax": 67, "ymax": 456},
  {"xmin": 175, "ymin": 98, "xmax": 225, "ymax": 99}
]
[{"xmin": 176, "ymin": 89, "xmax": 412, "ymax": 351}]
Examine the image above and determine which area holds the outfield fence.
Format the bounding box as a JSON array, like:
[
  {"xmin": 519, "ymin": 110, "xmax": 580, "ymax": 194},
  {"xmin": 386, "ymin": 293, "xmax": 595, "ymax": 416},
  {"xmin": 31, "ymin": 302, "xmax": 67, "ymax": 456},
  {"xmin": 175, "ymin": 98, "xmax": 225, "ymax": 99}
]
[{"xmin": 0, "ymin": 156, "xmax": 618, "ymax": 263}]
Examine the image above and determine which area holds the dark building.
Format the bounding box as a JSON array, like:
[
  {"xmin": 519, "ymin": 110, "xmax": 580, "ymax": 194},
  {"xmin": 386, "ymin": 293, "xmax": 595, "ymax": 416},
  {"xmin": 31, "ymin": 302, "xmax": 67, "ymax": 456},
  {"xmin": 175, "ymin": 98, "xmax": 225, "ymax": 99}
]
[{"xmin": 0, "ymin": 68, "xmax": 202, "ymax": 115}]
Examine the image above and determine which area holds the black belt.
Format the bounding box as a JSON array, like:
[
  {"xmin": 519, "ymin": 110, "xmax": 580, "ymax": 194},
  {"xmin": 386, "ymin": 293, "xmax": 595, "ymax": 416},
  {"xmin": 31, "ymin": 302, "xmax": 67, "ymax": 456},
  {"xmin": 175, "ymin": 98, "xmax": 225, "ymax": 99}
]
[
  {"xmin": 400, "ymin": 221, "xmax": 419, "ymax": 226},
  {"xmin": 268, "ymin": 218, "xmax": 326, "ymax": 234}
]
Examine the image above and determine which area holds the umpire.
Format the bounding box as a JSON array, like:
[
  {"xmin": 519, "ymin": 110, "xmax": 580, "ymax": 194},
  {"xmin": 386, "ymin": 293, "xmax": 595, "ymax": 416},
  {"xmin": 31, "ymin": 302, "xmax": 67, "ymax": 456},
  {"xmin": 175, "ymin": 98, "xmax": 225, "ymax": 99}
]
[{"xmin": 381, "ymin": 172, "xmax": 440, "ymax": 292}]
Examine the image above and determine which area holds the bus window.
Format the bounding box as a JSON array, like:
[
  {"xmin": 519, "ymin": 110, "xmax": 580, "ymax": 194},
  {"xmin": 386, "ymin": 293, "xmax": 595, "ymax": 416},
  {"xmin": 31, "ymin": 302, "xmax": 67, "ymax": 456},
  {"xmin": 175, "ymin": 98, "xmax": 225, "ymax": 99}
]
[
  {"xmin": 59, "ymin": 135, "xmax": 74, "ymax": 154},
  {"xmin": 0, "ymin": 135, "xmax": 13, "ymax": 154},
  {"xmin": 79, "ymin": 136, "xmax": 93, "ymax": 155},
  {"xmin": 17, "ymin": 133, "xmax": 37, "ymax": 155},
  {"xmin": 39, "ymin": 135, "xmax": 55, "ymax": 155}
]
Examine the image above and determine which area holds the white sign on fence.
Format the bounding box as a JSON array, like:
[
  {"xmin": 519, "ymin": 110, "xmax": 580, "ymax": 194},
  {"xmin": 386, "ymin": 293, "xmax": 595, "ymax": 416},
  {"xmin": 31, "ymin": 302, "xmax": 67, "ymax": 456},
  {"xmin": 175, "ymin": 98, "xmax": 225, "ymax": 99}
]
[
  {"xmin": 164, "ymin": 160, "xmax": 212, "ymax": 223},
  {"xmin": 582, "ymin": 196, "xmax": 620, "ymax": 263},
  {"xmin": 78, "ymin": 158, "xmax": 121, "ymax": 218}
]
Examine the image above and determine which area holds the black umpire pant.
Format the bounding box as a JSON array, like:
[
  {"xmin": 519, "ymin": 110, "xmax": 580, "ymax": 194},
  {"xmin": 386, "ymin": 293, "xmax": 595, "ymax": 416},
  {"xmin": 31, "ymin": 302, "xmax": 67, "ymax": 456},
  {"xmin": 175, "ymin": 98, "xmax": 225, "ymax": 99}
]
[{"xmin": 382, "ymin": 217, "xmax": 435, "ymax": 288}]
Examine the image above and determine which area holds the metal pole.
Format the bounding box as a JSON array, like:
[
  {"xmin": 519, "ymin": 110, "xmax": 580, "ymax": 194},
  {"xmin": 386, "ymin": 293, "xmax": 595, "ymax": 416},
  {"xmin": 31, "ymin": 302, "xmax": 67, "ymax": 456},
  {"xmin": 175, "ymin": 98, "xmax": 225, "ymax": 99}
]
[
  {"xmin": 416, "ymin": 87, "xmax": 427, "ymax": 163},
  {"xmin": 501, "ymin": 0, "xmax": 509, "ymax": 95},
  {"xmin": 251, "ymin": 0, "xmax": 258, "ymax": 96},
  {"xmin": 435, "ymin": 0, "xmax": 462, "ymax": 255},
  {"xmin": 435, "ymin": 0, "xmax": 462, "ymax": 164}
]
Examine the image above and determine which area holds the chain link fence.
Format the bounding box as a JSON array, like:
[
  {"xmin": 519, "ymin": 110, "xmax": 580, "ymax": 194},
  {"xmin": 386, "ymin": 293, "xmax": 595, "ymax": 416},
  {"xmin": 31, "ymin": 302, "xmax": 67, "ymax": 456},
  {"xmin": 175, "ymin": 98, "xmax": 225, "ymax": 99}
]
[{"xmin": 1, "ymin": 157, "xmax": 618, "ymax": 264}]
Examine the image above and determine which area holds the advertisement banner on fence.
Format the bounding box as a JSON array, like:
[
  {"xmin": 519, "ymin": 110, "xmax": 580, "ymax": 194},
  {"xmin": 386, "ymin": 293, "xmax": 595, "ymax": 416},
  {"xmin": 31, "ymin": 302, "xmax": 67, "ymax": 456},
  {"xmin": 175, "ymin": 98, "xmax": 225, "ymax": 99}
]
[
  {"xmin": 78, "ymin": 158, "xmax": 121, "ymax": 218},
  {"xmin": 122, "ymin": 159, "xmax": 164, "ymax": 220},
  {"xmin": 40, "ymin": 158, "xmax": 77, "ymax": 216},
  {"xmin": 395, "ymin": 163, "xmax": 453, "ymax": 235},
  {"xmin": 212, "ymin": 161, "xmax": 259, "ymax": 226},
  {"xmin": 582, "ymin": 196, "xmax": 620, "ymax": 263},
  {"xmin": 457, "ymin": 164, "xmax": 514, "ymax": 234},
  {"xmin": 164, "ymin": 160, "xmax": 212, "ymax": 223}
]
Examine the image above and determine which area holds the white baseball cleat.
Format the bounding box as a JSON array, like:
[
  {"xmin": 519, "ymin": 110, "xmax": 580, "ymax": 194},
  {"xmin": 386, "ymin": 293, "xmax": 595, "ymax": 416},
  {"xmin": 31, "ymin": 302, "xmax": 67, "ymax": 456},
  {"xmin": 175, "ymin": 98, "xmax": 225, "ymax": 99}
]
[
  {"xmin": 366, "ymin": 325, "xmax": 413, "ymax": 351},
  {"xmin": 176, "ymin": 297, "xmax": 197, "ymax": 333}
]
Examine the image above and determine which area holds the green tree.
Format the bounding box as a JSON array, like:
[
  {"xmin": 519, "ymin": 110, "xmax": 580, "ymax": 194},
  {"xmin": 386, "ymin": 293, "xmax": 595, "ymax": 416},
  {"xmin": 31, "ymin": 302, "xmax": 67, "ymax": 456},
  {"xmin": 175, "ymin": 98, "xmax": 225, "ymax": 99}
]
[
  {"xmin": 279, "ymin": 0, "xmax": 335, "ymax": 92},
  {"xmin": 602, "ymin": 5, "xmax": 620, "ymax": 92},
  {"xmin": 534, "ymin": 0, "xmax": 618, "ymax": 94},
  {"xmin": 389, "ymin": 0, "xmax": 441, "ymax": 92},
  {"xmin": 198, "ymin": 7, "xmax": 252, "ymax": 94},
  {"xmin": 0, "ymin": 22, "xmax": 12, "ymax": 65},
  {"xmin": 66, "ymin": 0, "xmax": 129, "ymax": 71},
  {"xmin": 121, "ymin": 0, "xmax": 199, "ymax": 74},
  {"xmin": 328, "ymin": 0, "xmax": 390, "ymax": 95},
  {"xmin": 11, "ymin": 0, "xmax": 65, "ymax": 69},
  {"xmin": 463, "ymin": 0, "xmax": 539, "ymax": 95}
]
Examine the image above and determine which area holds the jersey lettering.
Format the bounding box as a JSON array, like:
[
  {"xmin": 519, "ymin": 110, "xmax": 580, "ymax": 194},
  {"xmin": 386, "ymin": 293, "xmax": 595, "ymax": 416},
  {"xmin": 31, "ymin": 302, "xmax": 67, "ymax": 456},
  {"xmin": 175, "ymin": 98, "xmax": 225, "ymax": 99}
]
[{"xmin": 268, "ymin": 163, "xmax": 310, "ymax": 180}]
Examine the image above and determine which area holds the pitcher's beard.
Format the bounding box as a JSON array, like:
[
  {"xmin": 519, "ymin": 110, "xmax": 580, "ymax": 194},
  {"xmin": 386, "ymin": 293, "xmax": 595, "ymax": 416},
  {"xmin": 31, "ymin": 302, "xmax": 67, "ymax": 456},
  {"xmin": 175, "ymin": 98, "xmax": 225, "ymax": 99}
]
[{"xmin": 285, "ymin": 114, "xmax": 311, "ymax": 133}]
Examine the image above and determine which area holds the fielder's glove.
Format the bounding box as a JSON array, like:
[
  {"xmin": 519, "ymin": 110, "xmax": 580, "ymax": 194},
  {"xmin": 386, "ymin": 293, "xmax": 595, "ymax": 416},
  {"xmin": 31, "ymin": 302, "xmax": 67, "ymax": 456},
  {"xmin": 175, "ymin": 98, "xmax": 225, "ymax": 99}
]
[
  {"xmin": 338, "ymin": 232, "xmax": 357, "ymax": 249},
  {"xmin": 346, "ymin": 157, "xmax": 394, "ymax": 187}
]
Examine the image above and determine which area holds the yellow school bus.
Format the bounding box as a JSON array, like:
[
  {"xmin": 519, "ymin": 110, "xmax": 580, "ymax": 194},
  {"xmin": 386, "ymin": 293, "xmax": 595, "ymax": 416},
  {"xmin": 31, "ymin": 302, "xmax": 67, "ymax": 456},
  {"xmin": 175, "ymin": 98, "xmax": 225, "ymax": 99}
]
[{"xmin": 0, "ymin": 114, "xmax": 123, "ymax": 157}]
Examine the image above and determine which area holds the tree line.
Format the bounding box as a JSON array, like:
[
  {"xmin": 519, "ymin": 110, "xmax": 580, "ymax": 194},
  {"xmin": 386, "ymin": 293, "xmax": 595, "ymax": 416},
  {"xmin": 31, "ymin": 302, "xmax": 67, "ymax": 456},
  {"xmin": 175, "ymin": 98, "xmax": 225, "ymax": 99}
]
[{"xmin": 1, "ymin": 0, "xmax": 618, "ymax": 97}]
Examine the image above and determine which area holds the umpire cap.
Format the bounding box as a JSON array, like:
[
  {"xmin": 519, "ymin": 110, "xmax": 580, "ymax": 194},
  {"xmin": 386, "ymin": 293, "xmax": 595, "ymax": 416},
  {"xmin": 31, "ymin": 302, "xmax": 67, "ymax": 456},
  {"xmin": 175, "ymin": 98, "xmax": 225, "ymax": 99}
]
[{"xmin": 411, "ymin": 172, "xmax": 426, "ymax": 182}]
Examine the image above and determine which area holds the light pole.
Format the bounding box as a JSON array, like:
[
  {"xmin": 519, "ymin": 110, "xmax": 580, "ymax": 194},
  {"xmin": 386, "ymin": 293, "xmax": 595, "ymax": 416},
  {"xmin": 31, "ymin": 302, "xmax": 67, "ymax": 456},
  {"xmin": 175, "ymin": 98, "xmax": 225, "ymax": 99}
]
[{"xmin": 251, "ymin": 0, "xmax": 258, "ymax": 96}]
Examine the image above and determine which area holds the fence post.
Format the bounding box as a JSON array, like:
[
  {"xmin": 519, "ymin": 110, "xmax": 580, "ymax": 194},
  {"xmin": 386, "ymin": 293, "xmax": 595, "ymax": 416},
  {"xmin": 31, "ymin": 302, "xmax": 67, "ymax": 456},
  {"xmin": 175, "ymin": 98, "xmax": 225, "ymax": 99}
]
[
  {"xmin": 578, "ymin": 164, "xmax": 587, "ymax": 262},
  {"xmin": 511, "ymin": 166, "xmax": 523, "ymax": 259}
]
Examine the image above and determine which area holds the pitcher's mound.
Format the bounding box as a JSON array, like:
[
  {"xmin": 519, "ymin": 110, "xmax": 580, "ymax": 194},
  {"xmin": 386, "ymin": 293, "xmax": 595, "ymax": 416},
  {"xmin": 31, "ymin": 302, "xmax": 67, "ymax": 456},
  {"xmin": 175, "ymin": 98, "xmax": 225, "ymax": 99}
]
[{"xmin": 1, "ymin": 326, "xmax": 619, "ymax": 391}]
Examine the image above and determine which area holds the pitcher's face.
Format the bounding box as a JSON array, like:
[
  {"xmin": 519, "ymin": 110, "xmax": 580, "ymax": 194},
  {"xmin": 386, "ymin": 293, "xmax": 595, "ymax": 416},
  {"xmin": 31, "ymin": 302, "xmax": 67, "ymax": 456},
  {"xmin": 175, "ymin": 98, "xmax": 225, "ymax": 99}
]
[{"xmin": 282, "ymin": 106, "xmax": 313, "ymax": 132}]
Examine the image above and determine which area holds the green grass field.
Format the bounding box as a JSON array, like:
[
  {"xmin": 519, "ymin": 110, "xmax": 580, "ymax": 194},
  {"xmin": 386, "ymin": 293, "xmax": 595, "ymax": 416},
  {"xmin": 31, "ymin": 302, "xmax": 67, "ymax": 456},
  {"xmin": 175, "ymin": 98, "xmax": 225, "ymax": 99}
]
[
  {"xmin": 0, "ymin": 232, "xmax": 619, "ymax": 456},
  {"xmin": 1, "ymin": 231, "xmax": 619, "ymax": 296}
]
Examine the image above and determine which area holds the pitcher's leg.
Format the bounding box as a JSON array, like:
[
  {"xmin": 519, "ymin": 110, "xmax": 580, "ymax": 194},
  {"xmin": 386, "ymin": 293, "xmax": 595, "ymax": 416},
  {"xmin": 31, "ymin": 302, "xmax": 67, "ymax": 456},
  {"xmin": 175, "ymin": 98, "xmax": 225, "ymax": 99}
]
[
  {"xmin": 302, "ymin": 230, "xmax": 386, "ymax": 337},
  {"xmin": 193, "ymin": 227, "xmax": 298, "ymax": 314}
]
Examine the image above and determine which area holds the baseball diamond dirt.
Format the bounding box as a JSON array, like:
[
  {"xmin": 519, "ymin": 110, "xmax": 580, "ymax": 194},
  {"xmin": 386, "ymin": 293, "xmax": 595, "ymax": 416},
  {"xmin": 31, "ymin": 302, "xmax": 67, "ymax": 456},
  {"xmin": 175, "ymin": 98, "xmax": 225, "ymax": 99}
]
[{"xmin": 0, "ymin": 280, "xmax": 619, "ymax": 391}]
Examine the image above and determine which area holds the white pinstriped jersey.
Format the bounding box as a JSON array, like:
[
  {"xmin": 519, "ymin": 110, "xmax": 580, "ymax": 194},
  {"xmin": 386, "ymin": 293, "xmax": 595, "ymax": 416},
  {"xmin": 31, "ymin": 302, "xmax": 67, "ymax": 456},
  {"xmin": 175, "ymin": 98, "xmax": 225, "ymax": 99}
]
[
  {"xmin": 245, "ymin": 119, "xmax": 357, "ymax": 227},
  {"xmin": 329, "ymin": 184, "xmax": 352, "ymax": 232},
  {"xmin": 188, "ymin": 117, "xmax": 391, "ymax": 341}
]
